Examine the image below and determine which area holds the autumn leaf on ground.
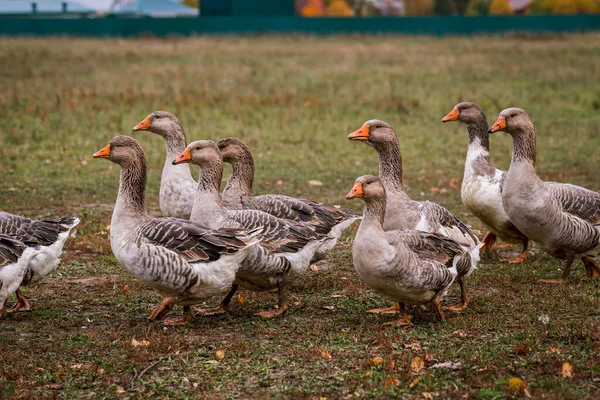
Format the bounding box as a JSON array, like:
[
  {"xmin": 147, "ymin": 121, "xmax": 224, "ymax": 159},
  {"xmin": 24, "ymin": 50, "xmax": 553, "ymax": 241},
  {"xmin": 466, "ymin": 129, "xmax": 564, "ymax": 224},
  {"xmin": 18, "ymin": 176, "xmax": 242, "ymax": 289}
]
[
  {"xmin": 70, "ymin": 364, "xmax": 83, "ymax": 369},
  {"xmin": 215, "ymin": 350, "xmax": 225, "ymax": 360},
  {"xmin": 237, "ymin": 294, "xmax": 245, "ymax": 304},
  {"xmin": 512, "ymin": 343, "xmax": 531, "ymax": 355},
  {"xmin": 547, "ymin": 347, "xmax": 562, "ymax": 354},
  {"xmin": 116, "ymin": 386, "xmax": 126, "ymax": 394},
  {"xmin": 561, "ymin": 362, "xmax": 573, "ymax": 378},
  {"xmin": 366, "ymin": 356, "xmax": 384, "ymax": 366},
  {"xmin": 384, "ymin": 376, "xmax": 400, "ymax": 388},
  {"xmin": 123, "ymin": 284, "xmax": 130, "ymax": 294},
  {"xmin": 131, "ymin": 338, "xmax": 150, "ymax": 347},
  {"xmin": 321, "ymin": 351, "xmax": 332, "ymax": 360},
  {"xmin": 409, "ymin": 377, "xmax": 420, "ymax": 388},
  {"xmin": 508, "ymin": 377, "xmax": 527, "ymax": 390},
  {"xmin": 411, "ymin": 356, "xmax": 424, "ymax": 373}
]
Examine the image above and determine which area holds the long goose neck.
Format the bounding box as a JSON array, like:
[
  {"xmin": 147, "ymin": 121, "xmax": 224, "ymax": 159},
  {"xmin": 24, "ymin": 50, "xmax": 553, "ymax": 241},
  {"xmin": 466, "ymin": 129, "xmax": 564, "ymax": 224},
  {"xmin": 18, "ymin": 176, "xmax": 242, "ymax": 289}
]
[
  {"xmin": 225, "ymin": 153, "xmax": 255, "ymax": 197},
  {"xmin": 114, "ymin": 157, "xmax": 147, "ymax": 218},
  {"xmin": 362, "ymin": 195, "xmax": 386, "ymax": 229},
  {"xmin": 375, "ymin": 139, "xmax": 403, "ymax": 192},
  {"xmin": 163, "ymin": 124, "xmax": 188, "ymax": 158},
  {"xmin": 466, "ymin": 119, "xmax": 491, "ymax": 155},
  {"xmin": 190, "ymin": 158, "xmax": 227, "ymax": 223},
  {"xmin": 510, "ymin": 124, "xmax": 537, "ymax": 167}
]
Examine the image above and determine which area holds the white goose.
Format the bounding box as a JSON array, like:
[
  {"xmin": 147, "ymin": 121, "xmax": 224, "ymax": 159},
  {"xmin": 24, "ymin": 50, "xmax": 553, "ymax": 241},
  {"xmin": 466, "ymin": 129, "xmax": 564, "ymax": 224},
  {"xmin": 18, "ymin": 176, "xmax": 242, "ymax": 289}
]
[
  {"xmin": 489, "ymin": 108, "xmax": 600, "ymax": 283},
  {"xmin": 0, "ymin": 212, "xmax": 79, "ymax": 312},
  {"xmin": 347, "ymin": 176, "xmax": 476, "ymax": 326},
  {"xmin": 216, "ymin": 137, "xmax": 360, "ymax": 262},
  {"xmin": 441, "ymin": 102, "xmax": 530, "ymax": 263},
  {"xmin": 132, "ymin": 111, "xmax": 197, "ymax": 219},
  {"xmin": 348, "ymin": 120, "xmax": 481, "ymax": 311},
  {"xmin": 93, "ymin": 136, "xmax": 260, "ymax": 325},
  {"xmin": 174, "ymin": 140, "xmax": 325, "ymax": 318}
]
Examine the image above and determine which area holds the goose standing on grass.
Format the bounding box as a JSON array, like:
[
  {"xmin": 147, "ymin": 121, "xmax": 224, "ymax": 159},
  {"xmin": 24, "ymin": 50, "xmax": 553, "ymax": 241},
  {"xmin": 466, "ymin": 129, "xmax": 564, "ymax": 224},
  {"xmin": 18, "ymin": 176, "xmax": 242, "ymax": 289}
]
[
  {"xmin": 346, "ymin": 176, "xmax": 476, "ymax": 326},
  {"xmin": 174, "ymin": 140, "xmax": 325, "ymax": 318},
  {"xmin": 93, "ymin": 136, "xmax": 260, "ymax": 325},
  {"xmin": 0, "ymin": 235, "xmax": 41, "ymax": 317},
  {"xmin": 489, "ymin": 108, "xmax": 600, "ymax": 283},
  {"xmin": 348, "ymin": 120, "xmax": 481, "ymax": 311},
  {"xmin": 0, "ymin": 212, "xmax": 79, "ymax": 312},
  {"xmin": 216, "ymin": 137, "xmax": 360, "ymax": 262},
  {"xmin": 441, "ymin": 102, "xmax": 530, "ymax": 263},
  {"xmin": 132, "ymin": 111, "xmax": 196, "ymax": 219}
]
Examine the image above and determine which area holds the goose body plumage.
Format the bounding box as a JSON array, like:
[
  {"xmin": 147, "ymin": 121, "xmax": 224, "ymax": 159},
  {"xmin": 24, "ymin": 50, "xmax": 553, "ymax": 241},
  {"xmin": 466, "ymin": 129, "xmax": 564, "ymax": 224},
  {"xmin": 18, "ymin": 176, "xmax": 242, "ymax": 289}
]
[
  {"xmin": 93, "ymin": 136, "xmax": 259, "ymax": 324},
  {"xmin": 441, "ymin": 102, "xmax": 530, "ymax": 263},
  {"xmin": 0, "ymin": 235, "xmax": 41, "ymax": 316},
  {"xmin": 490, "ymin": 108, "xmax": 600, "ymax": 281},
  {"xmin": 133, "ymin": 111, "xmax": 197, "ymax": 219},
  {"xmin": 216, "ymin": 138, "xmax": 360, "ymax": 262},
  {"xmin": 175, "ymin": 140, "xmax": 325, "ymax": 317},
  {"xmin": 0, "ymin": 212, "xmax": 79, "ymax": 311},
  {"xmin": 347, "ymin": 176, "xmax": 475, "ymax": 325},
  {"xmin": 348, "ymin": 119, "xmax": 481, "ymax": 310}
]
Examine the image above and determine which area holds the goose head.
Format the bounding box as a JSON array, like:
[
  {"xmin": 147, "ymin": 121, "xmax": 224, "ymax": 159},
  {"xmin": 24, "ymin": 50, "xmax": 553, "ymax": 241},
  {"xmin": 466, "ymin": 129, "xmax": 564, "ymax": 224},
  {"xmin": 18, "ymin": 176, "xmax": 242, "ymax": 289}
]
[
  {"xmin": 132, "ymin": 111, "xmax": 181, "ymax": 138},
  {"xmin": 346, "ymin": 175, "xmax": 386, "ymax": 202},
  {"xmin": 489, "ymin": 107, "xmax": 532, "ymax": 136},
  {"xmin": 216, "ymin": 137, "xmax": 250, "ymax": 163},
  {"xmin": 441, "ymin": 102, "xmax": 485, "ymax": 124},
  {"xmin": 173, "ymin": 140, "xmax": 221, "ymax": 167},
  {"xmin": 93, "ymin": 135, "xmax": 145, "ymax": 167},
  {"xmin": 348, "ymin": 120, "xmax": 396, "ymax": 148}
]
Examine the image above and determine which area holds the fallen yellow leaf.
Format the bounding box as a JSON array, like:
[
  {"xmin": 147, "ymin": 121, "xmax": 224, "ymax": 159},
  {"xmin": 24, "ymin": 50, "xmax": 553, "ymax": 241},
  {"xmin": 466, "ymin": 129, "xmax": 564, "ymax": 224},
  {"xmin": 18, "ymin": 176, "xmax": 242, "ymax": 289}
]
[
  {"xmin": 508, "ymin": 377, "xmax": 527, "ymax": 390},
  {"xmin": 123, "ymin": 284, "xmax": 130, "ymax": 294},
  {"xmin": 215, "ymin": 350, "xmax": 225, "ymax": 360},
  {"xmin": 363, "ymin": 371, "xmax": 371, "ymax": 378},
  {"xmin": 384, "ymin": 376, "xmax": 400, "ymax": 388},
  {"xmin": 409, "ymin": 377, "xmax": 420, "ymax": 388},
  {"xmin": 321, "ymin": 351, "xmax": 332, "ymax": 360},
  {"xmin": 116, "ymin": 386, "xmax": 126, "ymax": 394},
  {"xmin": 131, "ymin": 339, "xmax": 150, "ymax": 347},
  {"xmin": 367, "ymin": 356, "xmax": 384, "ymax": 366},
  {"xmin": 70, "ymin": 364, "xmax": 83, "ymax": 369},
  {"xmin": 411, "ymin": 356, "xmax": 424, "ymax": 373},
  {"xmin": 238, "ymin": 294, "xmax": 245, "ymax": 304},
  {"xmin": 561, "ymin": 362, "xmax": 573, "ymax": 378}
]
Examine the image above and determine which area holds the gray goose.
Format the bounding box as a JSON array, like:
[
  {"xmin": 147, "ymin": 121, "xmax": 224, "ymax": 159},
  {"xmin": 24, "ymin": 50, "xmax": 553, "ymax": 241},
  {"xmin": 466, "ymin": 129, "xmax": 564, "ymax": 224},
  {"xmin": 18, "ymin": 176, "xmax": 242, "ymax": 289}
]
[
  {"xmin": 346, "ymin": 176, "xmax": 476, "ymax": 326},
  {"xmin": 216, "ymin": 137, "xmax": 360, "ymax": 262},
  {"xmin": 132, "ymin": 111, "xmax": 196, "ymax": 219},
  {"xmin": 93, "ymin": 136, "xmax": 260, "ymax": 325},
  {"xmin": 0, "ymin": 235, "xmax": 41, "ymax": 317},
  {"xmin": 348, "ymin": 120, "xmax": 481, "ymax": 311},
  {"xmin": 489, "ymin": 108, "xmax": 600, "ymax": 283},
  {"xmin": 0, "ymin": 212, "xmax": 79, "ymax": 312},
  {"xmin": 174, "ymin": 140, "xmax": 325, "ymax": 318},
  {"xmin": 442, "ymin": 102, "xmax": 530, "ymax": 263}
]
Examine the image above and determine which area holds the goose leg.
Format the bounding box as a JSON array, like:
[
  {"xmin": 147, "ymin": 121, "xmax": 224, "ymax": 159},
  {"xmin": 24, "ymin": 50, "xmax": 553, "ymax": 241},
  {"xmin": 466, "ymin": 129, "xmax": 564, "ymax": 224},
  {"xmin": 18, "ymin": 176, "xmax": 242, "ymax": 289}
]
[
  {"xmin": 148, "ymin": 298, "xmax": 174, "ymax": 321},
  {"xmin": 481, "ymin": 232, "xmax": 497, "ymax": 252},
  {"xmin": 7, "ymin": 288, "xmax": 31, "ymax": 313},
  {"xmin": 582, "ymin": 256, "xmax": 600, "ymax": 280},
  {"xmin": 501, "ymin": 238, "xmax": 530, "ymax": 264},
  {"xmin": 256, "ymin": 282, "xmax": 288, "ymax": 318},
  {"xmin": 195, "ymin": 284, "xmax": 238, "ymax": 316},
  {"xmin": 431, "ymin": 292, "xmax": 446, "ymax": 322},
  {"xmin": 163, "ymin": 306, "xmax": 194, "ymax": 326},
  {"xmin": 0, "ymin": 299, "xmax": 7, "ymax": 318},
  {"xmin": 445, "ymin": 277, "xmax": 469, "ymax": 312},
  {"xmin": 539, "ymin": 254, "xmax": 575, "ymax": 284},
  {"xmin": 367, "ymin": 302, "xmax": 401, "ymax": 315},
  {"xmin": 383, "ymin": 303, "xmax": 413, "ymax": 327}
]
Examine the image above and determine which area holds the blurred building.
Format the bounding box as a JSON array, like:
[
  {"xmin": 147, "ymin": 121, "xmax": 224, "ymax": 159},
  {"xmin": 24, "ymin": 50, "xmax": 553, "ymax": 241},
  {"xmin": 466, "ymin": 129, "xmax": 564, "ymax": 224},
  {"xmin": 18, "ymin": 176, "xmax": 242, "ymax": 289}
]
[
  {"xmin": 0, "ymin": 0, "xmax": 95, "ymax": 17},
  {"xmin": 110, "ymin": 0, "xmax": 197, "ymax": 17}
]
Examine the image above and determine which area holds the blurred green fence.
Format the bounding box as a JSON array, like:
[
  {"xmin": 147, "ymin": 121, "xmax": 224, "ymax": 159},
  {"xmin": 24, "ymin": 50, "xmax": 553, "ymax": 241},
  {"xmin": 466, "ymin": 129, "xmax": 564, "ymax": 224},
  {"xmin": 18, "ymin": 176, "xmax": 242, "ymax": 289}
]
[{"xmin": 1, "ymin": 14, "xmax": 599, "ymax": 37}]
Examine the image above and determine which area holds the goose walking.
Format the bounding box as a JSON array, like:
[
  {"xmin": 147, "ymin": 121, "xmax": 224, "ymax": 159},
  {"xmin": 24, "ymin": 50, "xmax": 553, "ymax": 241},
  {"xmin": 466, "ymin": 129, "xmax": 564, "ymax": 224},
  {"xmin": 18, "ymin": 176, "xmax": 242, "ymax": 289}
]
[
  {"xmin": 1, "ymin": 235, "xmax": 41, "ymax": 317},
  {"xmin": 489, "ymin": 108, "xmax": 600, "ymax": 283},
  {"xmin": 346, "ymin": 176, "xmax": 476, "ymax": 326},
  {"xmin": 132, "ymin": 111, "xmax": 197, "ymax": 219},
  {"xmin": 93, "ymin": 136, "xmax": 260, "ymax": 325},
  {"xmin": 348, "ymin": 120, "xmax": 481, "ymax": 311},
  {"xmin": 0, "ymin": 212, "xmax": 79, "ymax": 312},
  {"xmin": 174, "ymin": 140, "xmax": 325, "ymax": 318},
  {"xmin": 441, "ymin": 102, "xmax": 530, "ymax": 263},
  {"xmin": 216, "ymin": 137, "xmax": 360, "ymax": 262}
]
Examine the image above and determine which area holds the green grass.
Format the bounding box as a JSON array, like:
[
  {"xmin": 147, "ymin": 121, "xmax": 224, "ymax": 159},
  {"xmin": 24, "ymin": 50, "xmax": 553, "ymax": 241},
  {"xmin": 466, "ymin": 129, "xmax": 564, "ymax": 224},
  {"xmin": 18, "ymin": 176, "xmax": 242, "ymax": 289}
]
[{"xmin": 1, "ymin": 34, "xmax": 600, "ymax": 399}]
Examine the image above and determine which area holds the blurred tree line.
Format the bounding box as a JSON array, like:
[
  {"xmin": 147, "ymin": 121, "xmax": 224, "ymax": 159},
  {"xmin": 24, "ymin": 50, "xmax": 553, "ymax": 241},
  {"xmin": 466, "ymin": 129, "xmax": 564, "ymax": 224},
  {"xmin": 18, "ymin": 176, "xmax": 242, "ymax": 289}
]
[{"xmin": 297, "ymin": 0, "xmax": 600, "ymax": 16}]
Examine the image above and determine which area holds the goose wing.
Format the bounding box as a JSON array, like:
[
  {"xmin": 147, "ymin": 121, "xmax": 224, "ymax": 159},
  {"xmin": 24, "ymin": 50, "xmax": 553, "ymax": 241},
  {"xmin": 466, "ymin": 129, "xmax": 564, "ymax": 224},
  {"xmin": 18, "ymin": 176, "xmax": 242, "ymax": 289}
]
[
  {"xmin": 547, "ymin": 182, "xmax": 600, "ymax": 225},
  {"xmin": 0, "ymin": 235, "xmax": 27, "ymax": 268},
  {"xmin": 0, "ymin": 212, "xmax": 77, "ymax": 246},
  {"xmin": 420, "ymin": 202, "xmax": 479, "ymax": 245}
]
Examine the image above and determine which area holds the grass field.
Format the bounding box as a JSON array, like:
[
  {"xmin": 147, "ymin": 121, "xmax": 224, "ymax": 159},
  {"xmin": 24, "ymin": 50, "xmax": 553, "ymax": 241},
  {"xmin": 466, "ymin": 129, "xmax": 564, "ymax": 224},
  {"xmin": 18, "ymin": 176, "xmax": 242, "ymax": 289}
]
[{"xmin": 1, "ymin": 34, "xmax": 600, "ymax": 399}]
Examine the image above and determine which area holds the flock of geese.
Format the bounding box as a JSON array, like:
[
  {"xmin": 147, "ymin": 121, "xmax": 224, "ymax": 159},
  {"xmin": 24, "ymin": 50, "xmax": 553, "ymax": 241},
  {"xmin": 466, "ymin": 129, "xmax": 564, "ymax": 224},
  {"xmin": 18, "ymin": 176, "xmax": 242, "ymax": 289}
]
[{"xmin": 1, "ymin": 102, "xmax": 599, "ymax": 327}]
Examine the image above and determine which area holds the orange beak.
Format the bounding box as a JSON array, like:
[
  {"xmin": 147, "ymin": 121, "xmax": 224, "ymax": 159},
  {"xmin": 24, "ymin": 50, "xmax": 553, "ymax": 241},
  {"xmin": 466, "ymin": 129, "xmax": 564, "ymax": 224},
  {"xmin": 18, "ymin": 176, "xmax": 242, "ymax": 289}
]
[
  {"xmin": 441, "ymin": 107, "xmax": 459, "ymax": 123},
  {"xmin": 489, "ymin": 116, "xmax": 507, "ymax": 133},
  {"xmin": 346, "ymin": 182, "xmax": 364, "ymax": 200},
  {"xmin": 133, "ymin": 116, "xmax": 151, "ymax": 131},
  {"xmin": 93, "ymin": 144, "xmax": 111, "ymax": 159},
  {"xmin": 173, "ymin": 148, "xmax": 191, "ymax": 165},
  {"xmin": 348, "ymin": 124, "xmax": 370, "ymax": 141}
]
